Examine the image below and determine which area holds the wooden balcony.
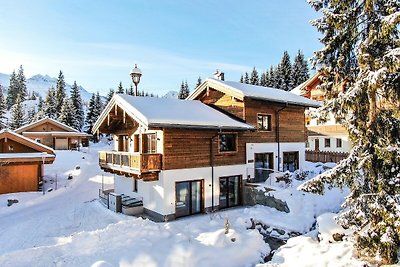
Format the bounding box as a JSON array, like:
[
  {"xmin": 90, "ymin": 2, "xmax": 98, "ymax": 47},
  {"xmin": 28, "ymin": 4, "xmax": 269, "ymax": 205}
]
[{"xmin": 99, "ymin": 151, "xmax": 162, "ymax": 181}]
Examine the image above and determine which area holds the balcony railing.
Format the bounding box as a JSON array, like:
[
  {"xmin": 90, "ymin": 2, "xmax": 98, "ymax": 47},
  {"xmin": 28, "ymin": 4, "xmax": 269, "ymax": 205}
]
[{"xmin": 99, "ymin": 151, "xmax": 162, "ymax": 174}]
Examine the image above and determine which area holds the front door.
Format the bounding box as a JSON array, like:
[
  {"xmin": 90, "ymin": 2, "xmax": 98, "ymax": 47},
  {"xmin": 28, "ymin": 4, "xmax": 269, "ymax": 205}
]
[
  {"xmin": 219, "ymin": 175, "xmax": 241, "ymax": 209},
  {"xmin": 175, "ymin": 180, "xmax": 203, "ymax": 218},
  {"xmin": 254, "ymin": 153, "xmax": 274, "ymax": 182},
  {"xmin": 315, "ymin": 139, "xmax": 320, "ymax": 151}
]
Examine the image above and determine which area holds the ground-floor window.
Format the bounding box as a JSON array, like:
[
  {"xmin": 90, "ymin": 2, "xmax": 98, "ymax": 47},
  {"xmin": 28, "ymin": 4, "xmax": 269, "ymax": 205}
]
[
  {"xmin": 254, "ymin": 153, "xmax": 274, "ymax": 182},
  {"xmin": 175, "ymin": 180, "xmax": 203, "ymax": 218},
  {"xmin": 283, "ymin": 152, "xmax": 299, "ymax": 172},
  {"xmin": 219, "ymin": 175, "xmax": 241, "ymax": 209}
]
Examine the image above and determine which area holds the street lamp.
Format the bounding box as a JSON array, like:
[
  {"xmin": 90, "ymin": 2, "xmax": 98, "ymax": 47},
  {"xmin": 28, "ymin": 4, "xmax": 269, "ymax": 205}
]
[{"xmin": 130, "ymin": 64, "xmax": 142, "ymax": 96}]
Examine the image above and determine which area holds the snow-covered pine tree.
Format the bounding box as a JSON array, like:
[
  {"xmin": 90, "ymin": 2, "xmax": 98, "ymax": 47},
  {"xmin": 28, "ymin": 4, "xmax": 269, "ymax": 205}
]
[
  {"xmin": 117, "ymin": 82, "xmax": 124, "ymax": 94},
  {"xmin": 291, "ymin": 50, "xmax": 309, "ymax": 87},
  {"xmin": 44, "ymin": 87, "xmax": 57, "ymax": 119},
  {"xmin": 55, "ymin": 70, "xmax": 66, "ymax": 117},
  {"xmin": 301, "ymin": 0, "xmax": 400, "ymax": 264},
  {"xmin": 26, "ymin": 107, "xmax": 36, "ymax": 124},
  {"xmin": 85, "ymin": 93, "xmax": 96, "ymax": 134},
  {"xmin": 6, "ymin": 70, "xmax": 18, "ymax": 109},
  {"xmin": 178, "ymin": 81, "xmax": 189, "ymax": 99},
  {"xmin": 250, "ymin": 67, "xmax": 259, "ymax": 85},
  {"xmin": 9, "ymin": 94, "xmax": 25, "ymax": 130},
  {"xmin": 70, "ymin": 81, "xmax": 84, "ymax": 130},
  {"xmin": 16, "ymin": 65, "xmax": 27, "ymax": 102},
  {"xmin": 58, "ymin": 98, "xmax": 76, "ymax": 128},
  {"xmin": 276, "ymin": 51, "xmax": 293, "ymax": 90},
  {"xmin": 184, "ymin": 80, "xmax": 190, "ymax": 98},
  {"xmin": 127, "ymin": 84, "xmax": 135, "ymax": 96},
  {"xmin": 0, "ymin": 83, "xmax": 7, "ymax": 129},
  {"xmin": 244, "ymin": 72, "xmax": 250, "ymax": 84},
  {"xmin": 33, "ymin": 96, "xmax": 45, "ymax": 121},
  {"xmin": 267, "ymin": 66, "xmax": 277, "ymax": 88},
  {"xmin": 259, "ymin": 71, "xmax": 267, "ymax": 87},
  {"xmin": 196, "ymin": 77, "xmax": 202, "ymax": 88},
  {"xmin": 239, "ymin": 75, "xmax": 244, "ymax": 83},
  {"xmin": 106, "ymin": 89, "xmax": 114, "ymax": 105}
]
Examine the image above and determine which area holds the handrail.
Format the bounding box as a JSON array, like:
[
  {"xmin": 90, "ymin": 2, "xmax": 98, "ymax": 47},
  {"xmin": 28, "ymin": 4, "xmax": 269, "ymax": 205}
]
[{"xmin": 99, "ymin": 151, "xmax": 162, "ymax": 173}]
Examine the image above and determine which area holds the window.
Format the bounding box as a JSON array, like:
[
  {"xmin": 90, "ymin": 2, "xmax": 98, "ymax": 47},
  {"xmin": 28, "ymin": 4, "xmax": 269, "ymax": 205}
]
[
  {"xmin": 324, "ymin": 138, "xmax": 331, "ymax": 148},
  {"xmin": 8, "ymin": 145, "xmax": 14, "ymax": 151},
  {"xmin": 143, "ymin": 133, "xmax": 156, "ymax": 154},
  {"xmin": 336, "ymin": 138, "xmax": 342, "ymax": 148},
  {"xmin": 305, "ymin": 141, "xmax": 310, "ymax": 148},
  {"xmin": 219, "ymin": 134, "xmax": 237, "ymax": 152},
  {"xmin": 257, "ymin": 114, "xmax": 272, "ymax": 131},
  {"xmin": 283, "ymin": 152, "xmax": 299, "ymax": 172}
]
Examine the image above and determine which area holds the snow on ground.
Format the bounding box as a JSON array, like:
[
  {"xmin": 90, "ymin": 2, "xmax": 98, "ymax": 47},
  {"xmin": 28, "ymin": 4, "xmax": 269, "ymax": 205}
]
[
  {"xmin": 0, "ymin": 142, "xmax": 268, "ymax": 267},
  {"xmin": 0, "ymin": 141, "xmax": 367, "ymax": 266}
]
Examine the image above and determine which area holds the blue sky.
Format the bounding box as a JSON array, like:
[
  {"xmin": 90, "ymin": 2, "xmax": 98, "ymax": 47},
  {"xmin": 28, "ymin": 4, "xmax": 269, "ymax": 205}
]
[{"xmin": 0, "ymin": 0, "xmax": 321, "ymax": 95}]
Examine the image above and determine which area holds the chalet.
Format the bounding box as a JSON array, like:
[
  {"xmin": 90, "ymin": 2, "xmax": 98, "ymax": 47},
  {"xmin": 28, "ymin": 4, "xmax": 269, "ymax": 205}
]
[
  {"xmin": 93, "ymin": 77, "xmax": 319, "ymax": 221},
  {"xmin": 291, "ymin": 73, "xmax": 351, "ymax": 156},
  {"xmin": 0, "ymin": 129, "xmax": 55, "ymax": 194},
  {"xmin": 15, "ymin": 118, "xmax": 91, "ymax": 150}
]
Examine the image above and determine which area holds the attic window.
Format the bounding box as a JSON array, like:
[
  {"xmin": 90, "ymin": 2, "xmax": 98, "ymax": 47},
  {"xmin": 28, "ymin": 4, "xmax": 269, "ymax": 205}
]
[
  {"xmin": 43, "ymin": 127, "xmax": 45, "ymax": 130},
  {"xmin": 8, "ymin": 145, "xmax": 14, "ymax": 151}
]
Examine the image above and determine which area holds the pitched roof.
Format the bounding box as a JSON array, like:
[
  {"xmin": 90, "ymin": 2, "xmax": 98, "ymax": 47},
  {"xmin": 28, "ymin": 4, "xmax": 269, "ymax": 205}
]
[
  {"xmin": 93, "ymin": 94, "xmax": 254, "ymax": 133},
  {"xmin": 188, "ymin": 78, "xmax": 321, "ymax": 108},
  {"xmin": 15, "ymin": 117, "xmax": 80, "ymax": 134},
  {"xmin": 290, "ymin": 72, "xmax": 320, "ymax": 96},
  {"xmin": 0, "ymin": 129, "xmax": 55, "ymax": 155}
]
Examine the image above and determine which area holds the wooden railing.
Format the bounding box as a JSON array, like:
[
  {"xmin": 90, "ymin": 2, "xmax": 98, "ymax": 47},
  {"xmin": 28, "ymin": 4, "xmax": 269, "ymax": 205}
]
[
  {"xmin": 98, "ymin": 151, "xmax": 162, "ymax": 173},
  {"xmin": 306, "ymin": 150, "xmax": 348, "ymax": 163}
]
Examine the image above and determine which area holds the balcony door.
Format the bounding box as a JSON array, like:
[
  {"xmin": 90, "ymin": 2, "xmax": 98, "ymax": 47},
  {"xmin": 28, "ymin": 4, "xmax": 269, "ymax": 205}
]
[
  {"xmin": 219, "ymin": 175, "xmax": 241, "ymax": 209},
  {"xmin": 118, "ymin": 135, "xmax": 129, "ymax": 152},
  {"xmin": 175, "ymin": 180, "xmax": 203, "ymax": 218}
]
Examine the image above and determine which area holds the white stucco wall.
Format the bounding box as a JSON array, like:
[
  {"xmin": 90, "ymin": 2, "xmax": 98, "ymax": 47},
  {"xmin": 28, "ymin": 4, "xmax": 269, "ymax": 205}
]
[
  {"xmin": 246, "ymin": 142, "xmax": 306, "ymax": 175},
  {"xmin": 307, "ymin": 135, "xmax": 350, "ymax": 153}
]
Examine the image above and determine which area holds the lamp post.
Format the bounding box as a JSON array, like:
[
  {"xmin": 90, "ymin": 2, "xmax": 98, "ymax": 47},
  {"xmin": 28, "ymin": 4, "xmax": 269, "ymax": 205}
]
[{"xmin": 130, "ymin": 64, "xmax": 142, "ymax": 96}]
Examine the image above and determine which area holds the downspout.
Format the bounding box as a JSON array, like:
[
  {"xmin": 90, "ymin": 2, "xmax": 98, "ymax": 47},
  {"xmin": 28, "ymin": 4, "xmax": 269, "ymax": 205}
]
[
  {"xmin": 210, "ymin": 129, "xmax": 221, "ymax": 212},
  {"xmin": 276, "ymin": 103, "xmax": 288, "ymax": 172}
]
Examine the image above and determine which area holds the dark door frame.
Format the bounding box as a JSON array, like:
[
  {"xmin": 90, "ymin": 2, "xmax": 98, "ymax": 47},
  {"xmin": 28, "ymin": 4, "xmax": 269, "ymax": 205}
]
[{"xmin": 175, "ymin": 179, "xmax": 204, "ymax": 218}]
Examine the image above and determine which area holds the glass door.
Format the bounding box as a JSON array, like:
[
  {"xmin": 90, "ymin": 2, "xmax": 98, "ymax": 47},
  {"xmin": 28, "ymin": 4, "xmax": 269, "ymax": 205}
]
[
  {"xmin": 175, "ymin": 180, "xmax": 203, "ymax": 217},
  {"xmin": 254, "ymin": 153, "xmax": 274, "ymax": 182},
  {"xmin": 219, "ymin": 176, "xmax": 241, "ymax": 209}
]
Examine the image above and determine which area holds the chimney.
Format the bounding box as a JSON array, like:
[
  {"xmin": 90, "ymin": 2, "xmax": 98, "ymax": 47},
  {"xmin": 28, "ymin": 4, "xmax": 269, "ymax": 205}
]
[{"xmin": 213, "ymin": 69, "xmax": 225, "ymax": 81}]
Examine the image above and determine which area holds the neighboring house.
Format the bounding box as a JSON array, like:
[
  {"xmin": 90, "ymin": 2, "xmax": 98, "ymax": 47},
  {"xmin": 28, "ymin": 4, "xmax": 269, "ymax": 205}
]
[
  {"xmin": 15, "ymin": 118, "xmax": 91, "ymax": 150},
  {"xmin": 0, "ymin": 129, "xmax": 55, "ymax": 194},
  {"xmin": 291, "ymin": 73, "xmax": 351, "ymax": 156},
  {"xmin": 92, "ymin": 77, "xmax": 319, "ymax": 221}
]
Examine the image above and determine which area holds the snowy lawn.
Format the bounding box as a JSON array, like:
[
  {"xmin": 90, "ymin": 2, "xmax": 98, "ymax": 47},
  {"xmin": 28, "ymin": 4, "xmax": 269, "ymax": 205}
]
[{"xmin": 0, "ymin": 142, "xmax": 366, "ymax": 266}]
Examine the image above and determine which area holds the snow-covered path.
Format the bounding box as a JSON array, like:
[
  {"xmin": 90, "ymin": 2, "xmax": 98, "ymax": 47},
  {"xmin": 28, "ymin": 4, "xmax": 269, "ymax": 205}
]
[{"xmin": 0, "ymin": 143, "xmax": 268, "ymax": 267}]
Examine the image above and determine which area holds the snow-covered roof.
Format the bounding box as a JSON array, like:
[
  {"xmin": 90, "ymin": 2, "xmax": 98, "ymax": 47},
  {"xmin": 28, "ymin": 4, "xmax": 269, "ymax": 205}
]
[
  {"xmin": 188, "ymin": 78, "xmax": 321, "ymax": 108},
  {"xmin": 15, "ymin": 117, "xmax": 80, "ymax": 134},
  {"xmin": 290, "ymin": 72, "xmax": 320, "ymax": 96},
  {"xmin": 22, "ymin": 131, "xmax": 91, "ymax": 137},
  {"xmin": 0, "ymin": 152, "xmax": 55, "ymax": 159},
  {"xmin": 93, "ymin": 94, "xmax": 254, "ymax": 132},
  {"xmin": 0, "ymin": 129, "xmax": 55, "ymax": 154}
]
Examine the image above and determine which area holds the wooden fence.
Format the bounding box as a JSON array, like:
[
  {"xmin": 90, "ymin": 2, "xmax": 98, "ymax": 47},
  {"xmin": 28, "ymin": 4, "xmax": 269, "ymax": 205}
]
[{"xmin": 306, "ymin": 150, "xmax": 349, "ymax": 163}]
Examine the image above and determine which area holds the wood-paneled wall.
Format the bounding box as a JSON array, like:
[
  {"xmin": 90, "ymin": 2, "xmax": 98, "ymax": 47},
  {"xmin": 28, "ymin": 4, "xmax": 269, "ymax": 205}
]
[
  {"xmin": 0, "ymin": 138, "xmax": 38, "ymax": 153},
  {"xmin": 163, "ymin": 128, "xmax": 246, "ymax": 170}
]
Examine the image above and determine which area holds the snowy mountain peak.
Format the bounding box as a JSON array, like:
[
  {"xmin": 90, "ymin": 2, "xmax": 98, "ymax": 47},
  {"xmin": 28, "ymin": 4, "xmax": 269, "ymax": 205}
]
[{"xmin": 29, "ymin": 74, "xmax": 56, "ymax": 83}]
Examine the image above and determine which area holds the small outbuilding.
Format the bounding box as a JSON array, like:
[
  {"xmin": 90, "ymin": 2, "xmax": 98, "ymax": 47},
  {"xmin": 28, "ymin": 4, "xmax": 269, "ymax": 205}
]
[
  {"xmin": 0, "ymin": 129, "xmax": 55, "ymax": 194},
  {"xmin": 15, "ymin": 118, "xmax": 91, "ymax": 150}
]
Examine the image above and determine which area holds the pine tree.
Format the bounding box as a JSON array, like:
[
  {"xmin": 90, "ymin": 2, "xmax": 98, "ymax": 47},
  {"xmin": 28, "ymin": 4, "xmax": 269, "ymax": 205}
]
[
  {"xmin": 0, "ymin": 83, "xmax": 7, "ymax": 129},
  {"xmin": 106, "ymin": 88, "xmax": 114, "ymax": 105},
  {"xmin": 26, "ymin": 107, "xmax": 36, "ymax": 124},
  {"xmin": 6, "ymin": 70, "xmax": 18, "ymax": 109},
  {"xmin": 55, "ymin": 70, "xmax": 66, "ymax": 117},
  {"xmin": 259, "ymin": 72, "xmax": 267, "ymax": 87},
  {"xmin": 291, "ymin": 50, "xmax": 309, "ymax": 87},
  {"xmin": 70, "ymin": 81, "xmax": 84, "ymax": 130},
  {"xmin": 85, "ymin": 93, "xmax": 96, "ymax": 134},
  {"xmin": 127, "ymin": 84, "xmax": 135, "ymax": 95},
  {"xmin": 239, "ymin": 75, "xmax": 244, "ymax": 83},
  {"xmin": 301, "ymin": 1, "xmax": 400, "ymax": 264},
  {"xmin": 244, "ymin": 72, "xmax": 249, "ymax": 84},
  {"xmin": 16, "ymin": 65, "xmax": 27, "ymax": 102},
  {"xmin": 178, "ymin": 80, "xmax": 190, "ymax": 99},
  {"xmin": 276, "ymin": 51, "xmax": 292, "ymax": 90},
  {"xmin": 44, "ymin": 87, "xmax": 57, "ymax": 119},
  {"xmin": 117, "ymin": 82, "xmax": 124, "ymax": 94},
  {"xmin": 9, "ymin": 94, "xmax": 25, "ymax": 130},
  {"xmin": 267, "ymin": 66, "xmax": 276, "ymax": 88},
  {"xmin": 250, "ymin": 67, "xmax": 259, "ymax": 85},
  {"xmin": 58, "ymin": 98, "xmax": 76, "ymax": 128},
  {"xmin": 196, "ymin": 76, "xmax": 202, "ymax": 88},
  {"xmin": 34, "ymin": 96, "xmax": 45, "ymax": 121}
]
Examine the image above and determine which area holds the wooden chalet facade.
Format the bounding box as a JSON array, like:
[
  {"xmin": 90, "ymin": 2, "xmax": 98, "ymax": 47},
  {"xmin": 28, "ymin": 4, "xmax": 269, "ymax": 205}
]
[
  {"xmin": 291, "ymin": 73, "xmax": 351, "ymax": 156},
  {"xmin": 15, "ymin": 118, "xmax": 91, "ymax": 150},
  {"xmin": 0, "ymin": 130, "xmax": 55, "ymax": 194},
  {"xmin": 93, "ymin": 78, "xmax": 319, "ymax": 221}
]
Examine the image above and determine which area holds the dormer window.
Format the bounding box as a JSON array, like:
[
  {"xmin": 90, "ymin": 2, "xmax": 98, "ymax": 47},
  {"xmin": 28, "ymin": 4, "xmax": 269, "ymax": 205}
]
[{"xmin": 257, "ymin": 114, "xmax": 272, "ymax": 131}]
